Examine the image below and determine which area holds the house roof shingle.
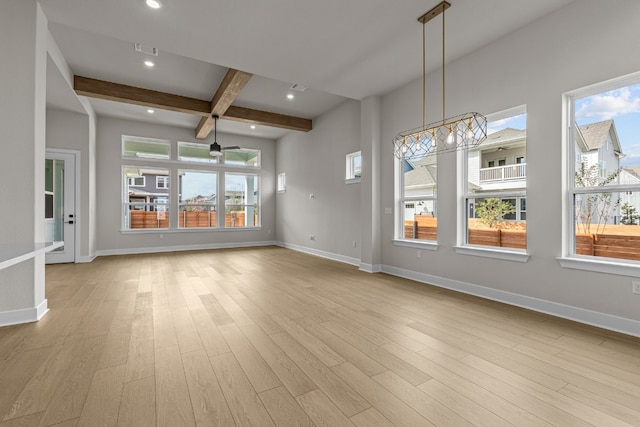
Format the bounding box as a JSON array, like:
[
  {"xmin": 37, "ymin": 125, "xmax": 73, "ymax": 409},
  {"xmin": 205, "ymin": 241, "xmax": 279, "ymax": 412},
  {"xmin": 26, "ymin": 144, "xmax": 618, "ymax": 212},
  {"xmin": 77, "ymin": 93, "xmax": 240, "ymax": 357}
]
[{"xmin": 577, "ymin": 119, "xmax": 614, "ymax": 151}]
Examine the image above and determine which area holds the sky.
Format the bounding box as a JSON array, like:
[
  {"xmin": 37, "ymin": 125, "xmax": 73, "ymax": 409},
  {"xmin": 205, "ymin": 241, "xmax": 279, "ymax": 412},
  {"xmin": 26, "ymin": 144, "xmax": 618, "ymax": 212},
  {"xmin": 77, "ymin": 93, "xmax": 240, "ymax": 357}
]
[{"xmin": 575, "ymin": 83, "xmax": 640, "ymax": 167}]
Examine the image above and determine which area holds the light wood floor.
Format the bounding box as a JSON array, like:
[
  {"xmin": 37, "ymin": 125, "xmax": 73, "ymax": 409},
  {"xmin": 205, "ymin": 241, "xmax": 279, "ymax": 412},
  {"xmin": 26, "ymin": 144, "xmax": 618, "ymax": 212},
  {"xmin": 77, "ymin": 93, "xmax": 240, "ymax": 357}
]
[{"xmin": 1, "ymin": 247, "xmax": 639, "ymax": 426}]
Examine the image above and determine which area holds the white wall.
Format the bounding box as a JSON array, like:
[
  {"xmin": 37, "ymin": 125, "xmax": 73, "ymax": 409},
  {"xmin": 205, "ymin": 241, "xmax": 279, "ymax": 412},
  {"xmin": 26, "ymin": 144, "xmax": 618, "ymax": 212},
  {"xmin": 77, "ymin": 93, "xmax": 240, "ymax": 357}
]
[
  {"xmin": 276, "ymin": 100, "xmax": 362, "ymax": 262},
  {"xmin": 46, "ymin": 108, "xmax": 96, "ymax": 260},
  {"xmin": 380, "ymin": 0, "xmax": 640, "ymax": 326},
  {"xmin": 95, "ymin": 116, "xmax": 277, "ymax": 254}
]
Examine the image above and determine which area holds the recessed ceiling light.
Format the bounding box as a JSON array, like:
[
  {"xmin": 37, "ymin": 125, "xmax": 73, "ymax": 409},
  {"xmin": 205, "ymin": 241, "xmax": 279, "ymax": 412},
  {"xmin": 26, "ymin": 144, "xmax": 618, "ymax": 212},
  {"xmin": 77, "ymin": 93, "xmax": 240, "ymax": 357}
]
[
  {"xmin": 147, "ymin": 109, "xmax": 155, "ymax": 114},
  {"xmin": 146, "ymin": 0, "xmax": 162, "ymax": 9},
  {"xmin": 287, "ymin": 93, "xmax": 294, "ymax": 100},
  {"xmin": 144, "ymin": 60, "xmax": 155, "ymax": 67},
  {"xmin": 250, "ymin": 125, "xmax": 256, "ymax": 129}
]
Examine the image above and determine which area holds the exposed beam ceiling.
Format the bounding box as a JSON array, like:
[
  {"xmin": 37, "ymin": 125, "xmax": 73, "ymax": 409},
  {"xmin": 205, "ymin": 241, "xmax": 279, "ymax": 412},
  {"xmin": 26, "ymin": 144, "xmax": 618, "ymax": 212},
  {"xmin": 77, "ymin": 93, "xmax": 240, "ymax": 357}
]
[
  {"xmin": 195, "ymin": 69, "xmax": 253, "ymax": 140},
  {"xmin": 74, "ymin": 75, "xmax": 313, "ymax": 134}
]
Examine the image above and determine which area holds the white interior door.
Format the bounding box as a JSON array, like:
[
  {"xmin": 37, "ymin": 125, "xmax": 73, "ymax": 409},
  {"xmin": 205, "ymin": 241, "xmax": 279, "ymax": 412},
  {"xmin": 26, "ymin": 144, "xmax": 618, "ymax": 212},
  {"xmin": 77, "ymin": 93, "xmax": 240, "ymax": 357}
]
[{"xmin": 45, "ymin": 151, "xmax": 76, "ymax": 264}]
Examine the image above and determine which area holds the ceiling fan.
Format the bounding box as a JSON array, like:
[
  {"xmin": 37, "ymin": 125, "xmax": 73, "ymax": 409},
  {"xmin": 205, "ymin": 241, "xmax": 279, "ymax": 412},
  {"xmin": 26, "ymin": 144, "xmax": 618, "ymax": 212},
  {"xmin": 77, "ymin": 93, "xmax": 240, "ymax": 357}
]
[{"xmin": 209, "ymin": 115, "xmax": 239, "ymax": 157}]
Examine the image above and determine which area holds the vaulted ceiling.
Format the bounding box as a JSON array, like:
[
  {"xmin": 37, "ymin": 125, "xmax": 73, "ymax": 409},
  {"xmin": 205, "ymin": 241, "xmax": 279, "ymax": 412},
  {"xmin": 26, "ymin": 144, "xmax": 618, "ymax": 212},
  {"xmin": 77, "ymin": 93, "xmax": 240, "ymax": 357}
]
[{"xmin": 42, "ymin": 0, "xmax": 575, "ymax": 139}]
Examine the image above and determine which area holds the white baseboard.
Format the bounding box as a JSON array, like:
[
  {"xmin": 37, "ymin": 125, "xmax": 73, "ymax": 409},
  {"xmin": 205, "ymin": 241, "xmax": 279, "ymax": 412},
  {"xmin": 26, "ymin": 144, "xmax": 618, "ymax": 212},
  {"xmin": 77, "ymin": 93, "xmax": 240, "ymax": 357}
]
[
  {"xmin": 359, "ymin": 263, "xmax": 382, "ymax": 273},
  {"xmin": 96, "ymin": 241, "xmax": 278, "ymax": 257},
  {"xmin": 0, "ymin": 298, "xmax": 48, "ymax": 327},
  {"xmin": 276, "ymin": 242, "xmax": 360, "ymax": 267},
  {"xmin": 76, "ymin": 255, "xmax": 96, "ymax": 263},
  {"xmin": 382, "ymin": 264, "xmax": 640, "ymax": 338}
]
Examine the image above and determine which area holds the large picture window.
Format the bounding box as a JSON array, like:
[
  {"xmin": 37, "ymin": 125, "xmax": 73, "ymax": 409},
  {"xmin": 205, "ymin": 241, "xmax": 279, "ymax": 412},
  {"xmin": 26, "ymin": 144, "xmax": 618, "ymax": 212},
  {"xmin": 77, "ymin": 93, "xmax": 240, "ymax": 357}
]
[
  {"xmin": 463, "ymin": 107, "xmax": 527, "ymax": 250},
  {"xmin": 178, "ymin": 170, "xmax": 217, "ymax": 228},
  {"xmin": 225, "ymin": 173, "xmax": 259, "ymax": 228},
  {"xmin": 566, "ymin": 75, "xmax": 640, "ymax": 262},
  {"xmin": 120, "ymin": 135, "xmax": 262, "ymax": 232},
  {"xmin": 123, "ymin": 167, "xmax": 169, "ymax": 229}
]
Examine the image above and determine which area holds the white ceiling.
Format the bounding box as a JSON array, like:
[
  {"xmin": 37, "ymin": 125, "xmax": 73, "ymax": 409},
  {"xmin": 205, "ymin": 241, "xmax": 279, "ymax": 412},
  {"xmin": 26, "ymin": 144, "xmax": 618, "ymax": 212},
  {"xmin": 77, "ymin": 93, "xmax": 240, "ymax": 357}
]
[{"xmin": 41, "ymin": 0, "xmax": 575, "ymax": 139}]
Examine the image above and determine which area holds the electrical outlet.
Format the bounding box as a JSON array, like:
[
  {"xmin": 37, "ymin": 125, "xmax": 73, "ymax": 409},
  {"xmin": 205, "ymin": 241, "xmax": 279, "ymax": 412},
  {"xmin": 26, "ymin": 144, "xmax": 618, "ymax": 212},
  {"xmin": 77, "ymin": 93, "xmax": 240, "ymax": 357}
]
[
  {"xmin": 352, "ymin": 240, "xmax": 357, "ymax": 247},
  {"xmin": 309, "ymin": 235, "xmax": 315, "ymax": 240},
  {"xmin": 633, "ymin": 281, "xmax": 640, "ymax": 294}
]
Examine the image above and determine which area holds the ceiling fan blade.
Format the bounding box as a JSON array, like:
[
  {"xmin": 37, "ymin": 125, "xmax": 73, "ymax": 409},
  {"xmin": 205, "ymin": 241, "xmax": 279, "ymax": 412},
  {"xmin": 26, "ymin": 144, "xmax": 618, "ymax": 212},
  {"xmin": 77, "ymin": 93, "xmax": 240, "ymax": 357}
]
[{"xmin": 222, "ymin": 146, "xmax": 241, "ymax": 150}]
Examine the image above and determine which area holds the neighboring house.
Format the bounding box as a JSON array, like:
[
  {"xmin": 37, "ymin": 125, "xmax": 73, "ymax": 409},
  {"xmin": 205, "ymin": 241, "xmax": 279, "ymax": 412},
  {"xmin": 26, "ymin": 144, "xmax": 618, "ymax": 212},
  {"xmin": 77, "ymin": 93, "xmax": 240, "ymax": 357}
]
[
  {"xmin": 575, "ymin": 119, "xmax": 622, "ymax": 179},
  {"xmin": 403, "ymin": 156, "xmax": 437, "ymax": 220},
  {"xmin": 128, "ymin": 170, "xmax": 170, "ymax": 211},
  {"xmin": 468, "ymin": 127, "xmax": 527, "ymax": 221},
  {"xmin": 620, "ymin": 166, "xmax": 640, "ymax": 219}
]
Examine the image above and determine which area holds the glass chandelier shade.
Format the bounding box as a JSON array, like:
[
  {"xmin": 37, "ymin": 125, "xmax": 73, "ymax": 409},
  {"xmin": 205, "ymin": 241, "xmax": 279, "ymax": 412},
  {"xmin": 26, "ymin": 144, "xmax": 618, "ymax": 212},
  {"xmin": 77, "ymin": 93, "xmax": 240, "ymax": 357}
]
[{"xmin": 392, "ymin": 1, "xmax": 487, "ymax": 160}]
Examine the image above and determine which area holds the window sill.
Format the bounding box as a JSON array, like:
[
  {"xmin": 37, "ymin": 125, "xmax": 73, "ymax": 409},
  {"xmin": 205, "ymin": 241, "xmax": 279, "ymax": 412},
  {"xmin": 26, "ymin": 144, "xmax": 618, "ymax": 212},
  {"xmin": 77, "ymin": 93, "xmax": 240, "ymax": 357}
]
[
  {"xmin": 121, "ymin": 227, "xmax": 262, "ymax": 234},
  {"xmin": 454, "ymin": 245, "xmax": 530, "ymax": 262},
  {"xmin": 393, "ymin": 239, "xmax": 438, "ymax": 251},
  {"xmin": 345, "ymin": 178, "xmax": 361, "ymax": 185},
  {"xmin": 557, "ymin": 256, "xmax": 640, "ymax": 277}
]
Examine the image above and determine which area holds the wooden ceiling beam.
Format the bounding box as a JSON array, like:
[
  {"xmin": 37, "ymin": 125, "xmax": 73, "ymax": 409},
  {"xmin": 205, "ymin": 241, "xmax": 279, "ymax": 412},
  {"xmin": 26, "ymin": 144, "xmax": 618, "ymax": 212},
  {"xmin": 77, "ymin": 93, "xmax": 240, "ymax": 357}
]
[
  {"xmin": 74, "ymin": 76, "xmax": 211, "ymax": 116},
  {"xmin": 223, "ymin": 105, "xmax": 312, "ymax": 132},
  {"xmin": 195, "ymin": 69, "xmax": 253, "ymax": 139},
  {"xmin": 74, "ymin": 75, "xmax": 313, "ymax": 134}
]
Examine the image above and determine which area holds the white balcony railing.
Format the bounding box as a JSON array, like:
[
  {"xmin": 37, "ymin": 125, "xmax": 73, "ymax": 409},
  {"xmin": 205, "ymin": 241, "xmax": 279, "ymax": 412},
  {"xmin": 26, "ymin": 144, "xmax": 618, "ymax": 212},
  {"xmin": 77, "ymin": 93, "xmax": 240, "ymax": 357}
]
[{"xmin": 480, "ymin": 163, "xmax": 526, "ymax": 182}]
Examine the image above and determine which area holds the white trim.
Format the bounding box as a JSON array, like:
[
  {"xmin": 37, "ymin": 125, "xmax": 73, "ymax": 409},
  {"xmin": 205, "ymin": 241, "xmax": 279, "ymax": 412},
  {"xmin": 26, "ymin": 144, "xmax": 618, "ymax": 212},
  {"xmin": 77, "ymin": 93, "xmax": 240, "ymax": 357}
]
[
  {"xmin": 454, "ymin": 245, "xmax": 530, "ymax": 262},
  {"xmin": 345, "ymin": 177, "xmax": 361, "ymax": 185},
  {"xmin": 0, "ymin": 298, "xmax": 48, "ymax": 327},
  {"xmin": 276, "ymin": 241, "xmax": 360, "ymax": 267},
  {"xmin": 392, "ymin": 239, "xmax": 438, "ymax": 251},
  {"xmin": 46, "ymin": 148, "xmax": 80, "ymax": 263},
  {"xmin": 76, "ymin": 255, "xmax": 97, "ymax": 263},
  {"xmin": 96, "ymin": 240, "xmax": 277, "ymax": 257},
  {"xmin": 381, "ymin": 264, "xmax": 640, "ymax": 338},
  {"xmin": 359, "ymin": 263, "xmax": 382, "ymax": 273},
  {"xmin": 557, "ymin": 256, "xmax": 640, "ymax": 278}
]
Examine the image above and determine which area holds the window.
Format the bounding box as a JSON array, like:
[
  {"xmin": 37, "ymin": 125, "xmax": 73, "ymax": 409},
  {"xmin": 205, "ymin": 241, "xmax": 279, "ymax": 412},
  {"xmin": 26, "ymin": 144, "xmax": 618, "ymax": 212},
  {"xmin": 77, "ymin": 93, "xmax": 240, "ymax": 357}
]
[
  {"xmin": 346, "ymin": 151, "xmax": 362, "ymax": 182},
  {"xmin": 397, "ymin": 152, "xmax": 437, "ymax": 242},
  {"xmin": 156, "ymin": 176, "xmax": 169, "ymax": 189},
  {"xmin": 123, "ymin": 167, "xmax": 169, "ymax": 229},
  {"xmin": 225, "ymin": 173, "xmax": 259, "ymax": 228},
  {"xmin": 463, "ymin": 106, "xmax": 527, "ymax": 250},
  {"xmin": 565, "ymin": 75, "xmax": 640, "ymax": 263},
  {"xmin": 122, "ymin": 136, "xmax": 170, "ymax": 160},
  {"xmin": 128, "ymin": 176, "xmax": 145, "ymax": 187},
  {"xmin": 277, "ymin": 172, "xmax": 286, "ymax": 193},
  {"xmin": 120, "ymin": 135, "xmax": 263, "ymax": 232},
  {"xmin": 224, "ymin": 149, "xmax": 260, "ymax": 167},
  {"xmin": 178, "ymin": 170, "xmax": 217, "ymax": 228},
  {"xmin": 178, "ymin": 141, "xmax": 218, "ymax": 164}
]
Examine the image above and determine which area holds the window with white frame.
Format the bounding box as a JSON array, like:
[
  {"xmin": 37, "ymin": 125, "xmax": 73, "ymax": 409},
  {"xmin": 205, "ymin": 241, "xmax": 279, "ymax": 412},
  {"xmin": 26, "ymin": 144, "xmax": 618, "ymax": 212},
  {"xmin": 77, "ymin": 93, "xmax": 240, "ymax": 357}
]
[
  {"xmin": 277, "ymin": 172, "xmax": 286, "ymax": 193},
  {"xmin": 346, "ymin": 151, "xmax": 362, "ymax": 182},
  {"xmin": 178, "ymin": 170, "xmax": 217, "ymax": 228},
  {"xmin": 178, "ymin": 141, "xmax": 218, "ymax": 164},
  {"xmin": 120, "ymin": 135, "xmax": 262, "ymax": 232},
  {"xmin": 565, "ymin": 74, "xmax": 640, "ymax": 263},
  {"xmin": 224, "ymin": 149, "xmax": 260, "ymax": 167},
  {"xmin": 397, "ymin": 151, "xmax": 437, "ymax": 242},
  {"xmin": 463, "ymin": 106, "xmax": 527, "ymax": 250},
  {"xmin": 225, "ymin": 173, "xmax": 260, "ymax": 228},
  {"xmin": 156, "ymin": 176, "xmax": 169, "ymax": 189},
  {"xmin": 122, "ymin": 136, "xmax": 170, "ymax": 160},
  {"xmin": 128, "ymin": 176, "xmax": 145, "ymax": 187},
  {"xmin": 123, "ymin": 167, "xmax": 169, "ymax": 229}
]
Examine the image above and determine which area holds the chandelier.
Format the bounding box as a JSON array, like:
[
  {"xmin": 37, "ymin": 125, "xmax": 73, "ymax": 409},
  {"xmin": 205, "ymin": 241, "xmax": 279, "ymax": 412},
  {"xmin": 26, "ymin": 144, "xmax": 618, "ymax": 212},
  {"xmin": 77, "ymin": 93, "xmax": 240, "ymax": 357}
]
[{"xmin": 393, "ymin": 1, "xmax": 487, "ymax": 160}]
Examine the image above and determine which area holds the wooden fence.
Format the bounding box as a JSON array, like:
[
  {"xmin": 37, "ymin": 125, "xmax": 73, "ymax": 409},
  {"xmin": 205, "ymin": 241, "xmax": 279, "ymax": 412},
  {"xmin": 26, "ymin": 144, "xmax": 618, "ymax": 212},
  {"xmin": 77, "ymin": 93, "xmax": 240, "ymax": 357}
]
[
  {"xmin": 130, "ymin": 210, "xmax": 246, "ymax": 229},
  {"xmin": 405, "ymin": 216, "xmax": 640, "ymax": 260},
  {"xmin": 576, "ymin": 233, "xmax": 640, "ymax": 261}
]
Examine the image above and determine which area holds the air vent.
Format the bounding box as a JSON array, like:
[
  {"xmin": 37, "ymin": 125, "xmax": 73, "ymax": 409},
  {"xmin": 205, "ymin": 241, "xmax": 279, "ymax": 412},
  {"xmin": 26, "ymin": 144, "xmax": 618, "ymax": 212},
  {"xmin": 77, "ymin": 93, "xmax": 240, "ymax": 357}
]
[
  {"xmin": 289, "ymin": 83, "xmax": 307, "ymax": 92},
  {"xmin": 134, "ymin": 43, "xmax": 158, "ymax": 56}
]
